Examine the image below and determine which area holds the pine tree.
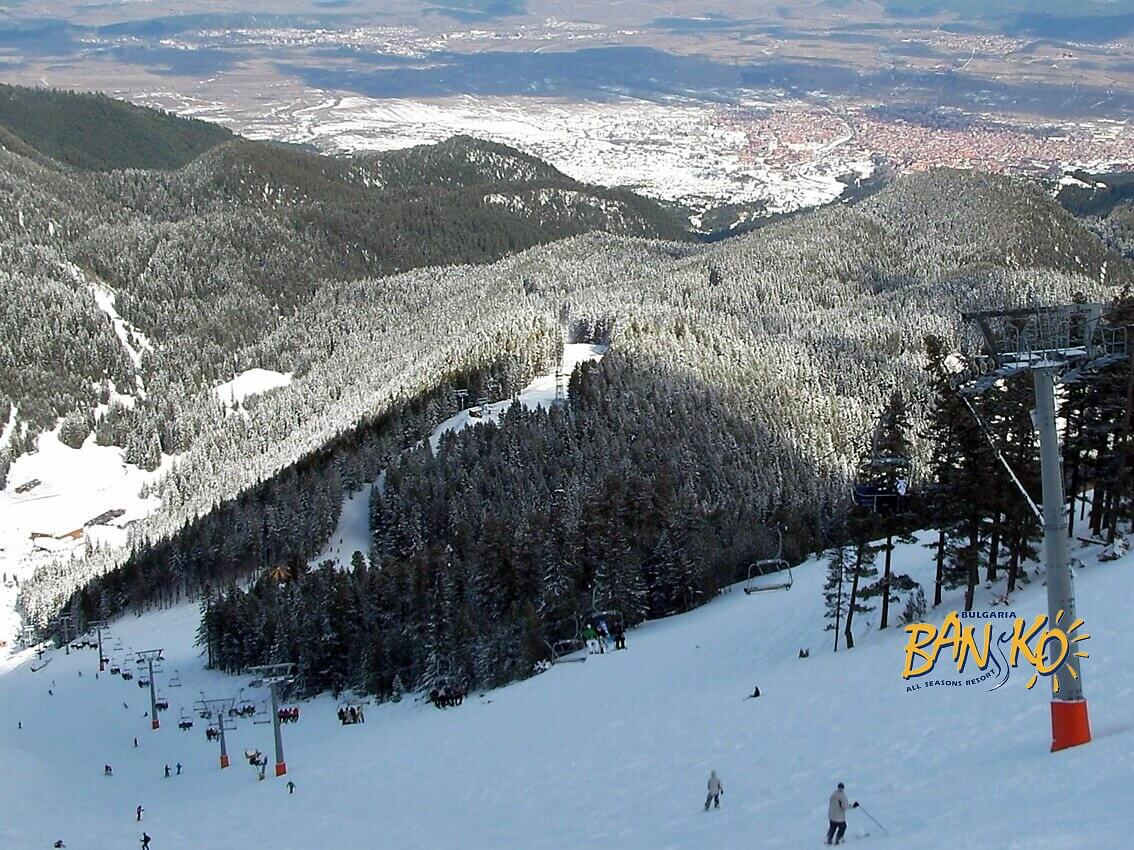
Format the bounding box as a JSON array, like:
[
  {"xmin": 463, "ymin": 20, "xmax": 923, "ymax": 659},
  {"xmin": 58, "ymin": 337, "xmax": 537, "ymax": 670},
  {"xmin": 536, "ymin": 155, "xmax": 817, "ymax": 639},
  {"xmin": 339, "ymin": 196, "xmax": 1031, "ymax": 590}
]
[
  {"xmin": 823, "ymin": 543, "xmax": 852, "ymax": 652},
  {"xmin": 854, "ymin": 389, "xmax": 914, "ymax": 628}
]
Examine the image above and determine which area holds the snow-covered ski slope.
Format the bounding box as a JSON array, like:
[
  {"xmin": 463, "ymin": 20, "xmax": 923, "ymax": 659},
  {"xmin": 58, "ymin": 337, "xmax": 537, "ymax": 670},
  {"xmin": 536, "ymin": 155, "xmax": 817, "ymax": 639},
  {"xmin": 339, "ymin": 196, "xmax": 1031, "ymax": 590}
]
[
  {"xmin": 2, "ymin": 533, "xmax": 1131, "ymax": 850},
  {"xmin": 313, "ymin": 343, "xmax": 606, "ymax": 568}
]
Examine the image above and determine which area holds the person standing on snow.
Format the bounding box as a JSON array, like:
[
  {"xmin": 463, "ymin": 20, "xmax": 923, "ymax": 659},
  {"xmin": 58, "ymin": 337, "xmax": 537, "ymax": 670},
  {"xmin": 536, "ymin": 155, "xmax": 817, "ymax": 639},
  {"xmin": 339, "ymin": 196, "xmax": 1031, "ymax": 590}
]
[
  {"xmin": 136, "ymin": 805, "xmax": 144, "ymax": 822},
  {"xmin": 176, "ymin": 763, "xmax": 182, "ymax": 776},
  {"xmin": 583, "ymin": 623, "xmax": 600, "ymax": 654},
  {"xmin": 163, "ymin": 764, "xmax": 171, "ymax": 779},
  {"xmin": 612, "ymin": 621, "xmax": 626, "ymax": 650},
  {"xmin": 140, "ymin": 832, "xmax": 151, "ymax": 849},
  {"xmin": 826, "ymin": 782, "xmax": 858, "ymax": 845},
  {"xmin": 704, "ymin": 770, "xmax": 723, "ymax": 811}
]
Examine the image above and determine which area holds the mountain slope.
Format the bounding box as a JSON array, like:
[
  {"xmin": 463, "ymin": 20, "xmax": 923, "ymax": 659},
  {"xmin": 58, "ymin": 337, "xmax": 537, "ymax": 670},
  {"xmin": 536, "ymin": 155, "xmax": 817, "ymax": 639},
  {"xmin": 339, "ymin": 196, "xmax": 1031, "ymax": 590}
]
[
  {"xmin": 0, "ymin": 84, "xmax": 690, "ymax": 453},
  {"xmin": 2, "ymin": 532, "xmax": 1130, "ymax": 850},
  {"xmin": 0, "ymin": 84, "xmax": 232, "ymax": 171},
  {"xmin": 17, "ymin": 168, "xmax": 1132, "ymax": 642}
]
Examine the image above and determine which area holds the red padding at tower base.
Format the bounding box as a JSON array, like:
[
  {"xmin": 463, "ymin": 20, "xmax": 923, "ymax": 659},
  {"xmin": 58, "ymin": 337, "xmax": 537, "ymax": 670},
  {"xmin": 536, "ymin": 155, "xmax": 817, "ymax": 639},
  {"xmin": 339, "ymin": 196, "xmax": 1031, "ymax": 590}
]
[
  {"xmin": 220, "ymin": 754, "xmax": 230, "ymax": 769},
  {"xmin": 151, "ymin": 719, "xmax": 160, "ymax": 730},
  {"xmin": 275, "ymin": 762, "xmax": 287, "ymax": 777},
  {"xmin": 1051, "ymin": 699, "xmax": 1091, "ymax": 752}
]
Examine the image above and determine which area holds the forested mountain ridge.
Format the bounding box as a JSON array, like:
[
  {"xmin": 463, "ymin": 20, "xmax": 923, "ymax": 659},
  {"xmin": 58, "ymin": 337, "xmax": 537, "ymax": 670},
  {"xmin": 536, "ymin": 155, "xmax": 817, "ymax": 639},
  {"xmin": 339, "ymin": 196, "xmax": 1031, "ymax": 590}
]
[
  {"xmin": 0, "ymin": 84, "xmax": 232, "ymax": 171},
  {"xmin": 23, "ymin": 165, "xmax": 1131, "ymax": 700},
  {"xmin": 0, "ymin": 85, "xmax": 690, "ymax": 461}
]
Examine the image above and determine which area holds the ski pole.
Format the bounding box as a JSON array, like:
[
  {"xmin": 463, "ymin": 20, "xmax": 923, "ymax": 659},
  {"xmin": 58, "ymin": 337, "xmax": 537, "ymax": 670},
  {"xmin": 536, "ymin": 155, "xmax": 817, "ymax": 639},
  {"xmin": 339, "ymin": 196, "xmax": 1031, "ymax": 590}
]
[{"xmin": 857, "ymin": 805, "xmax": 888, "ymax": 834}]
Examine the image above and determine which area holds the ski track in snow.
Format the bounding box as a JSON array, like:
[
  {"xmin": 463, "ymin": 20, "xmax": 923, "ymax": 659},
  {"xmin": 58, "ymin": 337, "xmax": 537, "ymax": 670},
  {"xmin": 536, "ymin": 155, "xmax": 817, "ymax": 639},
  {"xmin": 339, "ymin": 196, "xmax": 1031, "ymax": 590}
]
[
  {"xmin": 1, "ymin": 533, "xmax": 1131, "ymax": 849},
  {"xmin": 312, "ymin": 343, "xmax": 606, "ymax": 568}
]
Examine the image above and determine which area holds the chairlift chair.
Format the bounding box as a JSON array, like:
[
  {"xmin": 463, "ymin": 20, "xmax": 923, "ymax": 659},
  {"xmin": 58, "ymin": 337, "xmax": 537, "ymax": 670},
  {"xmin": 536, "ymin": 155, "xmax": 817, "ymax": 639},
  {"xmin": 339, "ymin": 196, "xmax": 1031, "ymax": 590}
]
[
  {"xmin": 743, "ymin": 528, "xmax": 793, "ymax": 594},
  {"xmin": 543, "ymin": 614, "xmax": 587, "ymax": 664},
  {"xmin": 546, "ymin": 637, "xmax": 587, "ymax": 663},
  {"xmin": 853, "ymin": 455, "xmax": 913, "ymax": 514},
  {"xmin": 253, "ymin": 700, "xmax": 272, "ymax": 725},
  {"xmin": 168, "ymin": 669, "xmax": 182, "ymax": 688},
  {"xmin": 743, "ymin": 560, "xmax": 793, "ymax": 594}
]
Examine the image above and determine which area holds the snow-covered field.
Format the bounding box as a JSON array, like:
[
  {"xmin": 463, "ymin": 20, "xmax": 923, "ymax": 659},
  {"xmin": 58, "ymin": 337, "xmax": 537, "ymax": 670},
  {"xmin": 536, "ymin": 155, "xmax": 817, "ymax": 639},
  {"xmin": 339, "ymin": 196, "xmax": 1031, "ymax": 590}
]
[
  {"xmin": 144, "ymin": 91, "xmax": 872, "ymax": 218},
  {"xmin": 0, "ymin": 365, "xmax": 295, "ymax": 649},
  {"xmin": 313, "ymin": 343, "xmax": 606, "ymax": 567},
  {"xmin": 0, "ymin": 432, "xmax": 170, "ymax": 648},
  {"xmin": 2, "ymin": 529, "xmax": 1130, "ymax": 850}
]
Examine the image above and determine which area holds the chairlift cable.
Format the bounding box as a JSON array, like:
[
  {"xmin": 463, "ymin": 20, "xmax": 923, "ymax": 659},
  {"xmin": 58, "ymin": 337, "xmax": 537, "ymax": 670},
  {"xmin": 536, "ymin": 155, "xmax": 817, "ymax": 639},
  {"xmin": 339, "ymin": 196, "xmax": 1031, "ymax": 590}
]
[{"xmin": 955, "ymin": 390, "xmax": 1043, "ymax": 522}]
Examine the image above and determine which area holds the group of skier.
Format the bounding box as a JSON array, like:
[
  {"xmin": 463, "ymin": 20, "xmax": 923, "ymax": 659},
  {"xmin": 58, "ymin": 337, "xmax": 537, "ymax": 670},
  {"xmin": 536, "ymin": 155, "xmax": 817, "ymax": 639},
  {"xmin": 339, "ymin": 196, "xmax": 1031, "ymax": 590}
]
[
  {"xmin": 703, "ymin": 772, "xmax": 864, "ymax": 845},
  {"xmin": 428, "ymin": 683, "xmax": 467, "ymax": 708},
  {"xmin": 337, "ymin": 705, "xmax": 365, "ymax": 725},
  {"xmin": 582, "ymin": 618, "xmax": 625, "ymax": 654}
]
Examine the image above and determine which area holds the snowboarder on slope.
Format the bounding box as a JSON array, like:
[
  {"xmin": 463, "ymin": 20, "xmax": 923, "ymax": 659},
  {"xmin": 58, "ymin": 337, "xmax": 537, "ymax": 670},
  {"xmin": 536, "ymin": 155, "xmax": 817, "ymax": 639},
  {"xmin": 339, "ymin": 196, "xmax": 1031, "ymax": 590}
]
[
  {"xmin": 140, "ymin": 832, "xmax": 151, "ymax": 849},
  {"xmin": 176, "ymin": 763, "xmax": 182, "ymax": 776},
  {"xmin": 826, "ymin": 782, "xmax": 858, "ymax": 845},
  {"xmin": 163, "ymin": 764, "xmax": 171, "ymax": 778},
  {"xmin": 286, "ymin": 780, "xmax": 295, "ymax": 795},
  {"xmin": 704, "ymin": 770, "xmax": 723, "ymax": 811}
]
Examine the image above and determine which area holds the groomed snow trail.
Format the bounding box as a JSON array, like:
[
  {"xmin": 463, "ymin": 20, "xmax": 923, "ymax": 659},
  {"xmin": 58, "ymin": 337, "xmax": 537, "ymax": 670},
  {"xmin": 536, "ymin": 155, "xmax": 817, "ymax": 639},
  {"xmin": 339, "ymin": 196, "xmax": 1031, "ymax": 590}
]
[{"xmin": 2, "ymin": 533, "xmax": 1131, "ymax": 849}]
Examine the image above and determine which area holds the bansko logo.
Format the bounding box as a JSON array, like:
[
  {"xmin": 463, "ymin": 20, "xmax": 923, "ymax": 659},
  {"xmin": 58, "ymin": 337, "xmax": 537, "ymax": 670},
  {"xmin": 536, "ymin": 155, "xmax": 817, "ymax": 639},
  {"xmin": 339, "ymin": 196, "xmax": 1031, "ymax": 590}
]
[{"xmin": 901, "ymin": 610, "xmax": 1090, "ymax": 692}]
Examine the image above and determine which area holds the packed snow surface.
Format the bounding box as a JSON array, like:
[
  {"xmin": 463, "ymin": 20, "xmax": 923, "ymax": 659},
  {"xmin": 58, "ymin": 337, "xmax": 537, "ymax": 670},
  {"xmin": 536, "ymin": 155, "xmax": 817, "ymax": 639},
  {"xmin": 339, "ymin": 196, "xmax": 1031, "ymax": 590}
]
[{"xmin": 2, "ymin": 530, "xmax": 1130, "ymax": 849}]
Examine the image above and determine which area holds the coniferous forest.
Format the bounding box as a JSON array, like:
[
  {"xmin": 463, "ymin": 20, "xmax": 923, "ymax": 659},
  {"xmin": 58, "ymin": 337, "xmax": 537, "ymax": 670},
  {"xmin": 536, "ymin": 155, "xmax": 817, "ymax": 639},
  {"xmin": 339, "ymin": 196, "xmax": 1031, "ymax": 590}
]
[{"xmin": 5, "ymin": 86, "xmax": 1134, "ymax": 701}]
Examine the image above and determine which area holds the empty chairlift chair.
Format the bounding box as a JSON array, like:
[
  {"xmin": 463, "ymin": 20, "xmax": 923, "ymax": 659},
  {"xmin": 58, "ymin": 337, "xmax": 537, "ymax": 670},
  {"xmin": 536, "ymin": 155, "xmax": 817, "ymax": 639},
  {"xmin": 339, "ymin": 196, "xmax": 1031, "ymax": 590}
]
[
  {"xmin": 744, "ymin": 528, "xmax": 793, "ymax": 594},
  {"xmin": 544, "ymin": 615, "xmax": 587, "ymax": 664}
]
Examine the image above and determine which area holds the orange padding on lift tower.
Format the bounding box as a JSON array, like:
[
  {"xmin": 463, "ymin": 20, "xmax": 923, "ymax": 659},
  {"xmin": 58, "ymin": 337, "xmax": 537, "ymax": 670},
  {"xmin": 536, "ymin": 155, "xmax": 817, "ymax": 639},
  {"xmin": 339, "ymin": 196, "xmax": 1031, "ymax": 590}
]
[
  {"xmin": 1051, "ymin": 700, "xmax": 1091, "ymax": 752},
  {"xmin": 275, "ymin": 762, "xmax": 287, "ymax": 777}
]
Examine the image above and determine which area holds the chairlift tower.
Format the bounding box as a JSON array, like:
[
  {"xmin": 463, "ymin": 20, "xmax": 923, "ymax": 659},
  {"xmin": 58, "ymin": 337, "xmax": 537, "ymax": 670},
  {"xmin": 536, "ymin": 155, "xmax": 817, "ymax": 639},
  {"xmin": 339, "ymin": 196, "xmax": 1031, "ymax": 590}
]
[
  {"xmin": 198, "ymin": 697, "xmax": 236, "ymax": 768},
  {"xmin": 135, "ymin": 649, "xmax": 164, "ymax": 730},
  {"xmin": 963, "ymin": 303, "xmax": 1126, "ymax": 752},
  {"xmin": 89, "ymin": 619, "xmax": 108, "ymax": 673},
  {"xmin": 554, "ymin": 364, "xmax": 566, "ymax": 405},
  {"xmin": 248, "ymin": 664, "xmax": 296, "ymax": 776},
  {"xmin": 56, "ymin": 613, "xmax": 74, "ymax": 655}
]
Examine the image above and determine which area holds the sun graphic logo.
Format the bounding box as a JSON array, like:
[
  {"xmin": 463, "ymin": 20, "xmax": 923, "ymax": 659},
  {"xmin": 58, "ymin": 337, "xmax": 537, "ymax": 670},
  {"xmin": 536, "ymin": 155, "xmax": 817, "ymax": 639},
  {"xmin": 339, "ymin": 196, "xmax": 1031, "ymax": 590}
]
[
  {"xmin": 900, "ymin": 609, "xmax": 1091, "ymax": 693},
  {"xmin": 1022, "ymin": 609, "xmax": 1091, "ymax": 694}
]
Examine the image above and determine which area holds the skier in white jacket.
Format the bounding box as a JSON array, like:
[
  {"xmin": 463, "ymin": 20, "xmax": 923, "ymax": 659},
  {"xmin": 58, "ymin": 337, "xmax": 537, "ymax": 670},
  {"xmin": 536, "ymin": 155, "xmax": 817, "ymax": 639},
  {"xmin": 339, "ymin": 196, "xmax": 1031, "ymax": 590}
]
[
  {"xmin": 704, "ymin": 770, "xmax": 723, "ymax": 811},
  {"xmin": 826, "ymin": 782, "xmax": 858, "ymax": 845}
]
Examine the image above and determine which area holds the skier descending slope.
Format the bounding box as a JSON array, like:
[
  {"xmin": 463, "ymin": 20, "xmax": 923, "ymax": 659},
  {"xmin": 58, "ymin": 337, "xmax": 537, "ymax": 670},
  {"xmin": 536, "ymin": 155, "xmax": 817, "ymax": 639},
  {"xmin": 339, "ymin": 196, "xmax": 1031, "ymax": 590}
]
[
  {"xmin": 826, "ymin": 782, "xmax": 859, "ymax": 845},
  {"xmin": 704, "ymin": 770, "xmax": 723, "ymax": 811}
]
